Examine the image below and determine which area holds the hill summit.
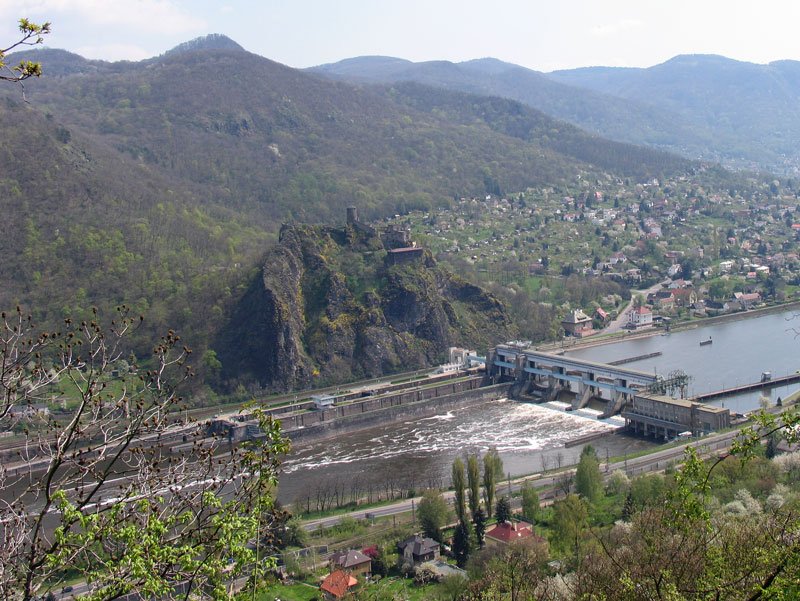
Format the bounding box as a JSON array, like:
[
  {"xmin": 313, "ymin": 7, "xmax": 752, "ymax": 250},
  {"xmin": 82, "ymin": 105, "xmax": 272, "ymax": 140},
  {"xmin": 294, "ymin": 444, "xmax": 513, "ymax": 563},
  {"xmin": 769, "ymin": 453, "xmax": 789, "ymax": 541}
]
[
  {"xmin": 217, "ymin": 210, "xmax": 517, "ymax": 391},
  {"xmin": 163, "ymin": 34, "xmax": 245, "ymax": 56}
]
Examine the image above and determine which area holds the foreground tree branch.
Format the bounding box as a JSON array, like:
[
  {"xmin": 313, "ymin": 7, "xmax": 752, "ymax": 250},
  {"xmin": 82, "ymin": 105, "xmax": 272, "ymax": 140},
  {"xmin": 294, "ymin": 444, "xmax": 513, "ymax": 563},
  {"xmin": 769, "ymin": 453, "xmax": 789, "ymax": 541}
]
[
  {"xmin": 0, "ymin": 18, "xmax": 51, "ymax": 92},
  {"xmin": 0, "ymin": 307, "xmax": 289, "ymax": 600}
]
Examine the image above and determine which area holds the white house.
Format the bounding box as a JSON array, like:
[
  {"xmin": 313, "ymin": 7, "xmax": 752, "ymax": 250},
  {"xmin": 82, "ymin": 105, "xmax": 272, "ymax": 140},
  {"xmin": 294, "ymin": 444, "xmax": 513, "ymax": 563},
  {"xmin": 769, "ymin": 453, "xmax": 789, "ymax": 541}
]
[{"xmin": 628, "ymin": 306, "xmax": 653, "ymax": 329}]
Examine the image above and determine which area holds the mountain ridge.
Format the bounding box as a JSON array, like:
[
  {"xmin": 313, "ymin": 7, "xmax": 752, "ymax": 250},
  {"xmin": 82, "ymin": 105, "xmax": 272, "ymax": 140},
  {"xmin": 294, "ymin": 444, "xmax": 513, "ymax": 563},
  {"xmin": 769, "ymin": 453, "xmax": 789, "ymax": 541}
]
[
  {"xmin": 313, "ymin": 52, "xmax": 800, "ymax": 172},
  {"xmin": 310, "ymin": 54, "xmax": 718, "ymax": 163}
]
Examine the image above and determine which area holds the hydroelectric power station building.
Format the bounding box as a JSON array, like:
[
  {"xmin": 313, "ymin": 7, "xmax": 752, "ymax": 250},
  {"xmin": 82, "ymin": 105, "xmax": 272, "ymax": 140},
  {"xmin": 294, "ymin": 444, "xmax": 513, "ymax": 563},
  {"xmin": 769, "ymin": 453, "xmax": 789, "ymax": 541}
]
[{"xmin": 488, "ymin": 343, "xmax": 730, "ymax": 438}]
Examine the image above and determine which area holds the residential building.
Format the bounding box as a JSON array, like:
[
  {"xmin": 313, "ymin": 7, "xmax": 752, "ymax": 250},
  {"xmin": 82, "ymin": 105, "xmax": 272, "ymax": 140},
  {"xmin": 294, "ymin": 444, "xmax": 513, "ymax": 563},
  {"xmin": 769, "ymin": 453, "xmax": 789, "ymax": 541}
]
[
  {"xmin": 329, "ymin": 549, "xmax": 372, "ymax": 578},
  {"xmin": 6, "ymin": 403, "xmax": 50, "ymax": 419},
  {"xmin": 628, "ymin": 306, "xmax": 653, "ymax": 329},
  {"xmin": 321, "ymin": 570, "xmax": 358, "ymax": 600},
  {"xmin": 734, "ymin": 292, "xmax": 762, "ymax": 310},
  {"xmin": 561, "ymin": 309, "xmax": 593, "ymax": 337},
  {"xmin": 485, "ymin": 521, "xmax": 544, "ymax": 548},
  {"xmin": 610, "ymin": 251, "xmax": 628, "ymax": 265},
  {"xmin": 397, "ymin": 535, "xmax": 440, "ymax": 567},
  {"xmin": 652, "ymin": 290, "xmax": 675, "ymax": 310},
  {"xmin": 671, "ymin": 288, "xmax": 698, "ymax": 307}
]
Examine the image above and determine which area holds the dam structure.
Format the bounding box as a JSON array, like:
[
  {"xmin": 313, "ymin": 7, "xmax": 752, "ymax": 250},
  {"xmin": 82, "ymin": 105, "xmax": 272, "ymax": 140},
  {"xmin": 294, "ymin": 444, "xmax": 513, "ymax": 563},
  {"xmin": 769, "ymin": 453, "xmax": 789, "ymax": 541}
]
[
  {"xmin": 488, "ymin": 343, "xmax": 730, "ymax": 438},
  {"xmin": 489, "ymin": 344, "xmax": 660, "ymax": 416}
]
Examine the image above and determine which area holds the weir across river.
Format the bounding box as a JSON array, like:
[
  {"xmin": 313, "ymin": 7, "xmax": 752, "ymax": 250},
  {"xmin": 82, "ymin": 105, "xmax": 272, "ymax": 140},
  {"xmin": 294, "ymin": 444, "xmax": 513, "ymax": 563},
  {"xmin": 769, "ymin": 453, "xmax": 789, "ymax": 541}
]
[
  {"xmin": 489, "ymin": 345, "xmax": 660, "ymax": 416},
  {"xmin": 693, "ymin": 372, "xmax": 800, "ymax": 402},
  {"xmin": 488, "ymin": 343, "xmax": 729, "ymax": 438}
]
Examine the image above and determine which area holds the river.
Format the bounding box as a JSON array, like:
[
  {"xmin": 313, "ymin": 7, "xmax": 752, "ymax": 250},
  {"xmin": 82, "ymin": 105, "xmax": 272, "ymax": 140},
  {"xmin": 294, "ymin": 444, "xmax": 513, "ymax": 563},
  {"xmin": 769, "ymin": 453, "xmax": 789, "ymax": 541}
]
[
  {"xmin": 565, "ymin": 309, "xmax": 800, "ymax": 414},
  {"xmin": 277, "ymin": 309, "xmax": 800, "ymax": 504},
  {"xmin": 277, "ymin": 399, "xmax": 652, "ymax": 504}
]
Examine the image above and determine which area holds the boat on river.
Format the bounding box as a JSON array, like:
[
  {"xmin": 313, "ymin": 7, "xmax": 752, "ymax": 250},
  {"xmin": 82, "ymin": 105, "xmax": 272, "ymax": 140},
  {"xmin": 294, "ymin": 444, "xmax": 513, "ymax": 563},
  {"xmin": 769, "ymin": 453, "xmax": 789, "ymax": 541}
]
[{"xmin": 700, "ymin": 337, "xmax": 713, "ymax": 346}]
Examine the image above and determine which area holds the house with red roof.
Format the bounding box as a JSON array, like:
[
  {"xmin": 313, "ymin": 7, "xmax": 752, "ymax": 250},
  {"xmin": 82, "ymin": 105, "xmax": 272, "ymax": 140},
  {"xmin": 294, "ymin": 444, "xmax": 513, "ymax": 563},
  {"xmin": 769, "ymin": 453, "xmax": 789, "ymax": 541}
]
[
  {"xmin": 627, "ymin": 306, "xmax": 653, "ymax": 329},
  {"xmin": 321, "ymin": 570, "xmax": 358, "ymax": 600},
  {"xmin": 485, "ymin": 520, "xmax": 545, "ymax": 548},
  {"xmin": 734, "ymin": 291, "xmax": 762, "ymax": 310}
]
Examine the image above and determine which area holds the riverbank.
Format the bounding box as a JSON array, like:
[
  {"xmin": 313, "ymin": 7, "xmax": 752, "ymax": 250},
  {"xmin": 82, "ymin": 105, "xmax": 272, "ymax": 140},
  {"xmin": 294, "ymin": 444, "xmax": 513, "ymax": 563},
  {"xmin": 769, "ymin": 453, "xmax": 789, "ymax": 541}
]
[{"xmin": 545, "ymin": 300, "xmax": 800, "ymax": 353}]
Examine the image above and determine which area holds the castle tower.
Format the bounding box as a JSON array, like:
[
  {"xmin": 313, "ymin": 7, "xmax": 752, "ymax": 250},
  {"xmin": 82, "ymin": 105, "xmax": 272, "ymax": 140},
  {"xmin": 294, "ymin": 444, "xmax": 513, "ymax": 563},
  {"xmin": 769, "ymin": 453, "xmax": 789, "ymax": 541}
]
[{"xmin": 346, "ymin": 206, "xmax": 358, "ymax": 225}]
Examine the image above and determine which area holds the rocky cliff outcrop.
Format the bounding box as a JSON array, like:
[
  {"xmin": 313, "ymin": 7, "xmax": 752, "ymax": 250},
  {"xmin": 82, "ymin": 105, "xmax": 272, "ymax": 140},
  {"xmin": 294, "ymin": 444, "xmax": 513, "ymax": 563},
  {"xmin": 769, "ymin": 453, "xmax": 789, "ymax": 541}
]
[{"xmin": 218, "ymin": 221, "xmax": 517, "ymax": 391}]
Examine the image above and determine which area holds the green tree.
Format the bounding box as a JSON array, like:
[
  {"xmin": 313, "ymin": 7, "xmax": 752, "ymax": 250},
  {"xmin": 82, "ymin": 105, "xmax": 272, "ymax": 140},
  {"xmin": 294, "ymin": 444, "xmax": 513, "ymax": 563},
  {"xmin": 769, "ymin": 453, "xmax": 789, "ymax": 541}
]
[
  {"xmin": 495, "ymin": 496, "xmax": 512, "ymax": 523},
  {"xmin": 630, "ymin": 473, "xmax": 667, "ymax": 509},
  {"xmin": 417, "ymin": 489, "xmax": 449, "ymax": 543},
  {"xmin": 452, "ymin": 457, "xmax": 467, "ymax": 522},
  {"xmin": 621, "ymin": 491, "xmax": 635, "ymax": 521},
  {"xmin": 480, "ymin": 542, "xmax": 549, "ymax": 601},
  {"xmin": 365, "ymin": 543, "xmax": 392, "ymax": 578},
  {"xmin": 765, "ymin": 433, "xmax": 779, "ymax": 459},
  {"xmin": 452, "ymin": 519, "xmax": 473, "ymax": 568},
  {"xmin": 708, "ymin": 279, "xmax": 731, "ymax": 301},
  {"xmin": 678, "ymin": 256, "xmax": 697, "ymax": 280},
  {"xmin": 436, "ymin": 574, "xmax": 469, "ymax": 601},
  {"xmin": 574, "ymin": 411, "xmax": 800, "ymax": 599},
  {"xmin": 482, "ymin": 448, "xmax": 503, "ymax": 517},
  {"xmin": 574, "ymin": 443, "xmax": 800, "ymax": 599},
  {"xmin": 575, "ymin": 444, "xmax": 603, "ymax": 504},
  {"xmin": 467, "ymin": 454, "xmax": 481, "ymax": 518},
  {"xmin": 521, "ymin": 482, "xmax": 540, "ymax": 524},
  {"xmin": 202, "ymin": 348, "xmax": 223, "ymax": 387},
  {"xmin": 551, "ymin": 494, "xmax": 588, "ymax": 557},
  {"xmin": 473, "ymin": 508, "xmax": 487, "ymax": 548}
]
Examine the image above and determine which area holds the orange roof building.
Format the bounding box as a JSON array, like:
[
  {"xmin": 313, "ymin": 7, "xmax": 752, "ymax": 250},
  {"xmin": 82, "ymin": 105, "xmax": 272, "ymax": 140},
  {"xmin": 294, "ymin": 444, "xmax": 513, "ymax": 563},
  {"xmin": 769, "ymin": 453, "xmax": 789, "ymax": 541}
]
[
  {"xmin": 321, "ymin": 570, "xmax": 358, "ymax": 600},
  {"xmin": 485, "ymin": 520, "xmax": 534, "ymax": 544}
]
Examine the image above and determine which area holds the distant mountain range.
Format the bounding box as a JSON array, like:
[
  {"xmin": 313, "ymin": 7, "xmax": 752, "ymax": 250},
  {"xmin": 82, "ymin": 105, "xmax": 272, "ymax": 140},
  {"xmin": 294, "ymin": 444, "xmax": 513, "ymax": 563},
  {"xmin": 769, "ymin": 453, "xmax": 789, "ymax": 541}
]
[
  {"xmin": 312, "ymin": 53, "xmax": 800, "ymax": 174},
  {"xmin": 0, "ymin": 35, "xmax": 749, "ymax": 390}
]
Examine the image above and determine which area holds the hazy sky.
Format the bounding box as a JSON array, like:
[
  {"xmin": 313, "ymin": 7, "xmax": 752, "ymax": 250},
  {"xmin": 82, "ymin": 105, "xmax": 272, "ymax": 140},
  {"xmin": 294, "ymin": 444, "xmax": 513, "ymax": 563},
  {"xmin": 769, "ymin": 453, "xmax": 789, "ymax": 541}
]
[{"xmin": 2, "ymin": 0, "xmax": 799, "ymax": 72}]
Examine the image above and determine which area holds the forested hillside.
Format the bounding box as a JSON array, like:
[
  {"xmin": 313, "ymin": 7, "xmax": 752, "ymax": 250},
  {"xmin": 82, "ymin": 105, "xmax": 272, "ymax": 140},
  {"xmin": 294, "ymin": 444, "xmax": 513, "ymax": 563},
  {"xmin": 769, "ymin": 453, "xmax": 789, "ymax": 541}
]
[
  {"xmin": 0, "ymin": 98, "xmax": 267, "ymax": 351},
  {"xmin": 550, "ymin": 54, "xmax": 800, "ymax": 172},
  {"xmin": 13, "ymin": 39, "xmax": 700, "ymax": 226},
  {"xmin": 311, "ymin": 55, "xmax": 717, "ymax": 164},
  {"xmin": 315, "ymin": 53, "xmax": 800, "ymax": 173},
  {"xmin": 0, "ymin": 36, "xmax": 737, "ymax": 392}
]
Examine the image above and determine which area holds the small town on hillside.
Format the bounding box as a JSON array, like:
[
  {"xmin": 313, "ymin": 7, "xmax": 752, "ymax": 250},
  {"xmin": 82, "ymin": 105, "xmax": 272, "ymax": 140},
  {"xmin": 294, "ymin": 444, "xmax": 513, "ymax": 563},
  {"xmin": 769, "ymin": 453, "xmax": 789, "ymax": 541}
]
[{"xmin": 379, "ymin": 170, "xmax": 800, "ymax": 339}]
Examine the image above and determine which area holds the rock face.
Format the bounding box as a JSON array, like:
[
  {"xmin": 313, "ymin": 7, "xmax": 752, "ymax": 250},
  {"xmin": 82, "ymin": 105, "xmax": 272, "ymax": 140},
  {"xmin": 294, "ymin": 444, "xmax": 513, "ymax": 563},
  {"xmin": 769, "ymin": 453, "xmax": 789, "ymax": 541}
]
[{"xmin": 218, "ymin": 222, "xmax": 517, "ymax": 391}]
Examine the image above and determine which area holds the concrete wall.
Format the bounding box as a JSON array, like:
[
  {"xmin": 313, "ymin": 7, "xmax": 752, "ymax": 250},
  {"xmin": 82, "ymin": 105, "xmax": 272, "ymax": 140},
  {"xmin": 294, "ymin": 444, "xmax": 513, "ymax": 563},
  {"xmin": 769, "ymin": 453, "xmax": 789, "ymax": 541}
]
[
  {"xmin": 289, "ymin": 377, "xmax": 483, "ymax": 427},
  {"xmin": 284, "ymin": 383, "xmax": 511, "ymax": 443}
]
